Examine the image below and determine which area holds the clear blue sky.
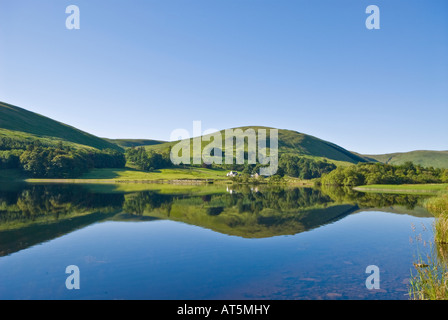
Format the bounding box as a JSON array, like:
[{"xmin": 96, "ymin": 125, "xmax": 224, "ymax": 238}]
[{"xmin": 0, "ymin": 0, "xmax": 447, "ymax": 154}]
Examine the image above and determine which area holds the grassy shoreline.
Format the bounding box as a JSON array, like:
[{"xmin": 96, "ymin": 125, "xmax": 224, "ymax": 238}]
[
  {"xmin": 409, "ymin": 191, "xmax": 448, "ymax": 300},
  {"xmin": 25, "ymin": 178, "xmax": 221, "ymax": 185},
  {"xmin": 5, "ymin": 168, "xmax": 314, "ymax": 186},
  {"xmin": 354, "ymin": 184, "xmax": 448, "ymax": 195},
  {"xmin": 355, "ymin": 183, "xmax": 448, "ymax": 300},
  {"xmin": 7, "ymin": 168, "xmax": 447, "ymax": 191},
  {"xmin": 1, "ymin": 168, "xmax": 230, "ymax": 185}
]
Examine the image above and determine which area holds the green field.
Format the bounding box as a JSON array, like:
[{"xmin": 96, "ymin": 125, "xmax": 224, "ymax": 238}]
[
  {"xmin": 25, "ymin": 167, "xmax": 230, "ymax": 183},
  {"xmin": 354, "ymin": 184, "xmax": 448, "ymax": 195}
]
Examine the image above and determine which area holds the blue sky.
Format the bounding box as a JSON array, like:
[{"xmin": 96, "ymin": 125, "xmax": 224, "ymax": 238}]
[{"xmin": 0, "ymin": 0, "xmax": 447, "ymax": 154}]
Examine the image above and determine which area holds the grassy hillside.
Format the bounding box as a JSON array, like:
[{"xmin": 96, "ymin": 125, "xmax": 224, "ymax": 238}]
[
  {"xmin": 145, "ymin": 126, "xmax": 367, "ymax": 165},
  {"xmin": 0, "ymin": 128, "xmax": 94, "ymax": 150},
  {"xmin": 106, "ymin": 138, "xmax": 167, "ymax": 149},
  {"xmin": 0, "ymin": 102, "xmax": 368, "ymax": 165},
  {"xmin": 365, "ymin": 150, "xmax": 448, "ymax": 169},
  {"xmin": 0, "ymin": 101, "xmax": 121, "ymax": 151}
]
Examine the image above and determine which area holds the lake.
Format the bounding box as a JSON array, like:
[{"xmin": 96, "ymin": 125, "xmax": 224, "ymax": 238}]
[{"xmin": 0, "ymin": 183, "xmax": 435, "ymax": 300}]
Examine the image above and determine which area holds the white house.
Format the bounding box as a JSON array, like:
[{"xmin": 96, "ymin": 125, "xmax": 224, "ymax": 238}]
[{"xmin": 226, "ymin": 171, "xmax": 239, "ymax": 177}]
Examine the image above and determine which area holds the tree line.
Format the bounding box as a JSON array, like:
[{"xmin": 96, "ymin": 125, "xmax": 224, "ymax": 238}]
[
  {"xmin": 277, "ymin": 154, "xmax": 337, "ymax": 179},
  {"xmin": 319, "ymin": 162, "xmax": 448, "ymax": 186},
  {"xmin": 125, "ymin": 147, "xmax": 172, "ymax": 171},
  {"xmin": 0, "ymin": 139, "xmax": 125, "ymax": 178}
]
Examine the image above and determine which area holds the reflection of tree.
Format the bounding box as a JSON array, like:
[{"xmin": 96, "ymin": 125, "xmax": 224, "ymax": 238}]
[
  {"xmin": 121, "ymin": 187, "xmax": 335, "ymax": 219},
  {"xmin": 123, "ymin": 192, "xmax": 174, "ymax": 216},
  {"xmin": 222, "ymin": 186, "xmax": 333, "ymax": 212},
  {"xmin": 0, "ymin": 184, "xmax": 430, "ymax": 229},
  {"xmin": 0, "ymin": 185, "xmax": 125, "ymax": 257},
  {"xmin": 320, "ymin": 185, "xmax": 427, "ymax": 210},
  {"xmin": 0, "ymin": 184, "xmax": 432, "ymax": 242},
  {"xmin": 0, "ymin": 185, "xmax": 124, "ymax": 225},
  {"xmin": 117, "ymin": 187, "xmax": 356, "ymax": 238}
]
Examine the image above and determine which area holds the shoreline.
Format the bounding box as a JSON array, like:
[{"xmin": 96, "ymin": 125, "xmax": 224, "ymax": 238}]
[
  {"xmin": 354, "ymin": 184, "xmax": 448, "ymax": 195},
  {"xmin": 24, "ymin": 178, "xmax": 224, "ymax": 185},
  {"xmin": 23, "ymin": 177, "xmax": 315, "ymax": 187}
]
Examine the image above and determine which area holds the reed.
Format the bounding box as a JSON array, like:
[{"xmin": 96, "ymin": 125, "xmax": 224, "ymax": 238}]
[{"xmin": 409, "ymin": 193, "xmax": 448, "ymax": 299}]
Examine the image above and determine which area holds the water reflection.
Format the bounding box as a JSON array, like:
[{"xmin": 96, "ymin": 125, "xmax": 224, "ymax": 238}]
[{"xmin": 0, "ymin": 183, "xmax": 432, "ymax": 257}]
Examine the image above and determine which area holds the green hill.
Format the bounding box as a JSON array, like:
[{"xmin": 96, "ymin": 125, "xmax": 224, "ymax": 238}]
[
  {"xmin": 364, "ymin": 150, "xmax": 448, "ymax": 169},
  {"xmin": 0, "ymin": 128, "xmax": 96, "ymax": 150},
  {"xmin": 0, "ymin": 101, "xmax": 121, "ymax": 151},
  {"xmin": 0, "ymin": 102, "xmax": 365, "ymax": 165},
  {"xmin": 145, "ymin": 126, "xmax": 367, "ymax": 165},
  {"xmin": 106, "ymin": 138, "xmax": 167, "ymax": 149},
  {"xmin": 5, "ymin": 101, "xmax": 445, "ymax": 169}
]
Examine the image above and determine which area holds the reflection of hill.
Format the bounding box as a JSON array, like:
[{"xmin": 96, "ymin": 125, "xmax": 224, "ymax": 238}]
[
  {"xmin": 0, "ymin": 211, "xmax": 118, "ymax": 256},
  {"xmin": 352, "ymin": 206, "xmax": 432, "ymax": 218},
  {"xmin": 320, "ymin": 185, "xmax": 433, "ymax": 216},
  {"xmin": 143, "ymin": 201, "xmax": 359, "ymax": 238},
  {"xmin": 0, "ymin": 185, "xmax": 124, "ymax": 256},
  {"xmin": 119, "ymin": 187, "xmax": 358, "ymax": 238},
  {"xmin": 0, "ymin": 184, "xmax": 433, "ymax": 257},
  {"xmin": 118, "ymin": 185, "xmax": 433, "ymax": 237}
]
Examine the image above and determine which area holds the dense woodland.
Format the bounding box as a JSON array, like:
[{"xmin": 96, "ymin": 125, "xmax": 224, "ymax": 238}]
[
  {"xmin": 277, "ymin": 154, "xmax": 337, "ymax": 179},
  {"xmin": 319, "ymin": 162, "xmax": 448, "ymax": 186},
  {"xmin": 125, "ymin": 147, "xmax": 172, "ymax": 171},
  {"xmin": 0, "ymin": 137, "xmax": 125, "ymax": 178}
]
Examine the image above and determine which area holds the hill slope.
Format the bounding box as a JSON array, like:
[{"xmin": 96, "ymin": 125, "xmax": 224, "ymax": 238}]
[
  {"xmin": 6, "ymin": 101, "xmax": 444, "ymax": 169},
  {"xmin": 0, "ymin": 101, "xmax": 121, "ymax": 151},
  {"xmin": 106, "ymin": 138, "xmax": 167, "ymax": 149},
  {"xmin": 364, "ymin": 150, "xmax": 448, "ymax": 169},
  {"xmin": 145, "ymin": 126, "xmax": 367, "ymax": 164}
]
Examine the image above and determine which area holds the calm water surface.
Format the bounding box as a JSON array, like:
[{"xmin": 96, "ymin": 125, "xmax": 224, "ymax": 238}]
[{"xmin": 0, "ymin": 183, "xmax": 434, "ymax": 299}]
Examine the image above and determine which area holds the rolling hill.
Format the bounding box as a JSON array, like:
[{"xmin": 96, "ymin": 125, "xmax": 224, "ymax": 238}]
[
  {"xmin": 145, "ymin": 126, "xmax": 367, "ymax": 165},
  {"xmin": 3, "ymin": 101, "xmax": 446, "ymax": 169},
  {"xmin": 0, "ymin": 102, "xmax": 366, "ymax": 165},
  {"xmin": 363, "ymin": 150, "xmax": 448, "ymax": 169},
  {"xmin": 0, "ymin": 101, "xmax": 121, "ymax": 151},
  {"xmin": 105, "ymin": 138, "xmax": 167, "ymax": 149}
]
